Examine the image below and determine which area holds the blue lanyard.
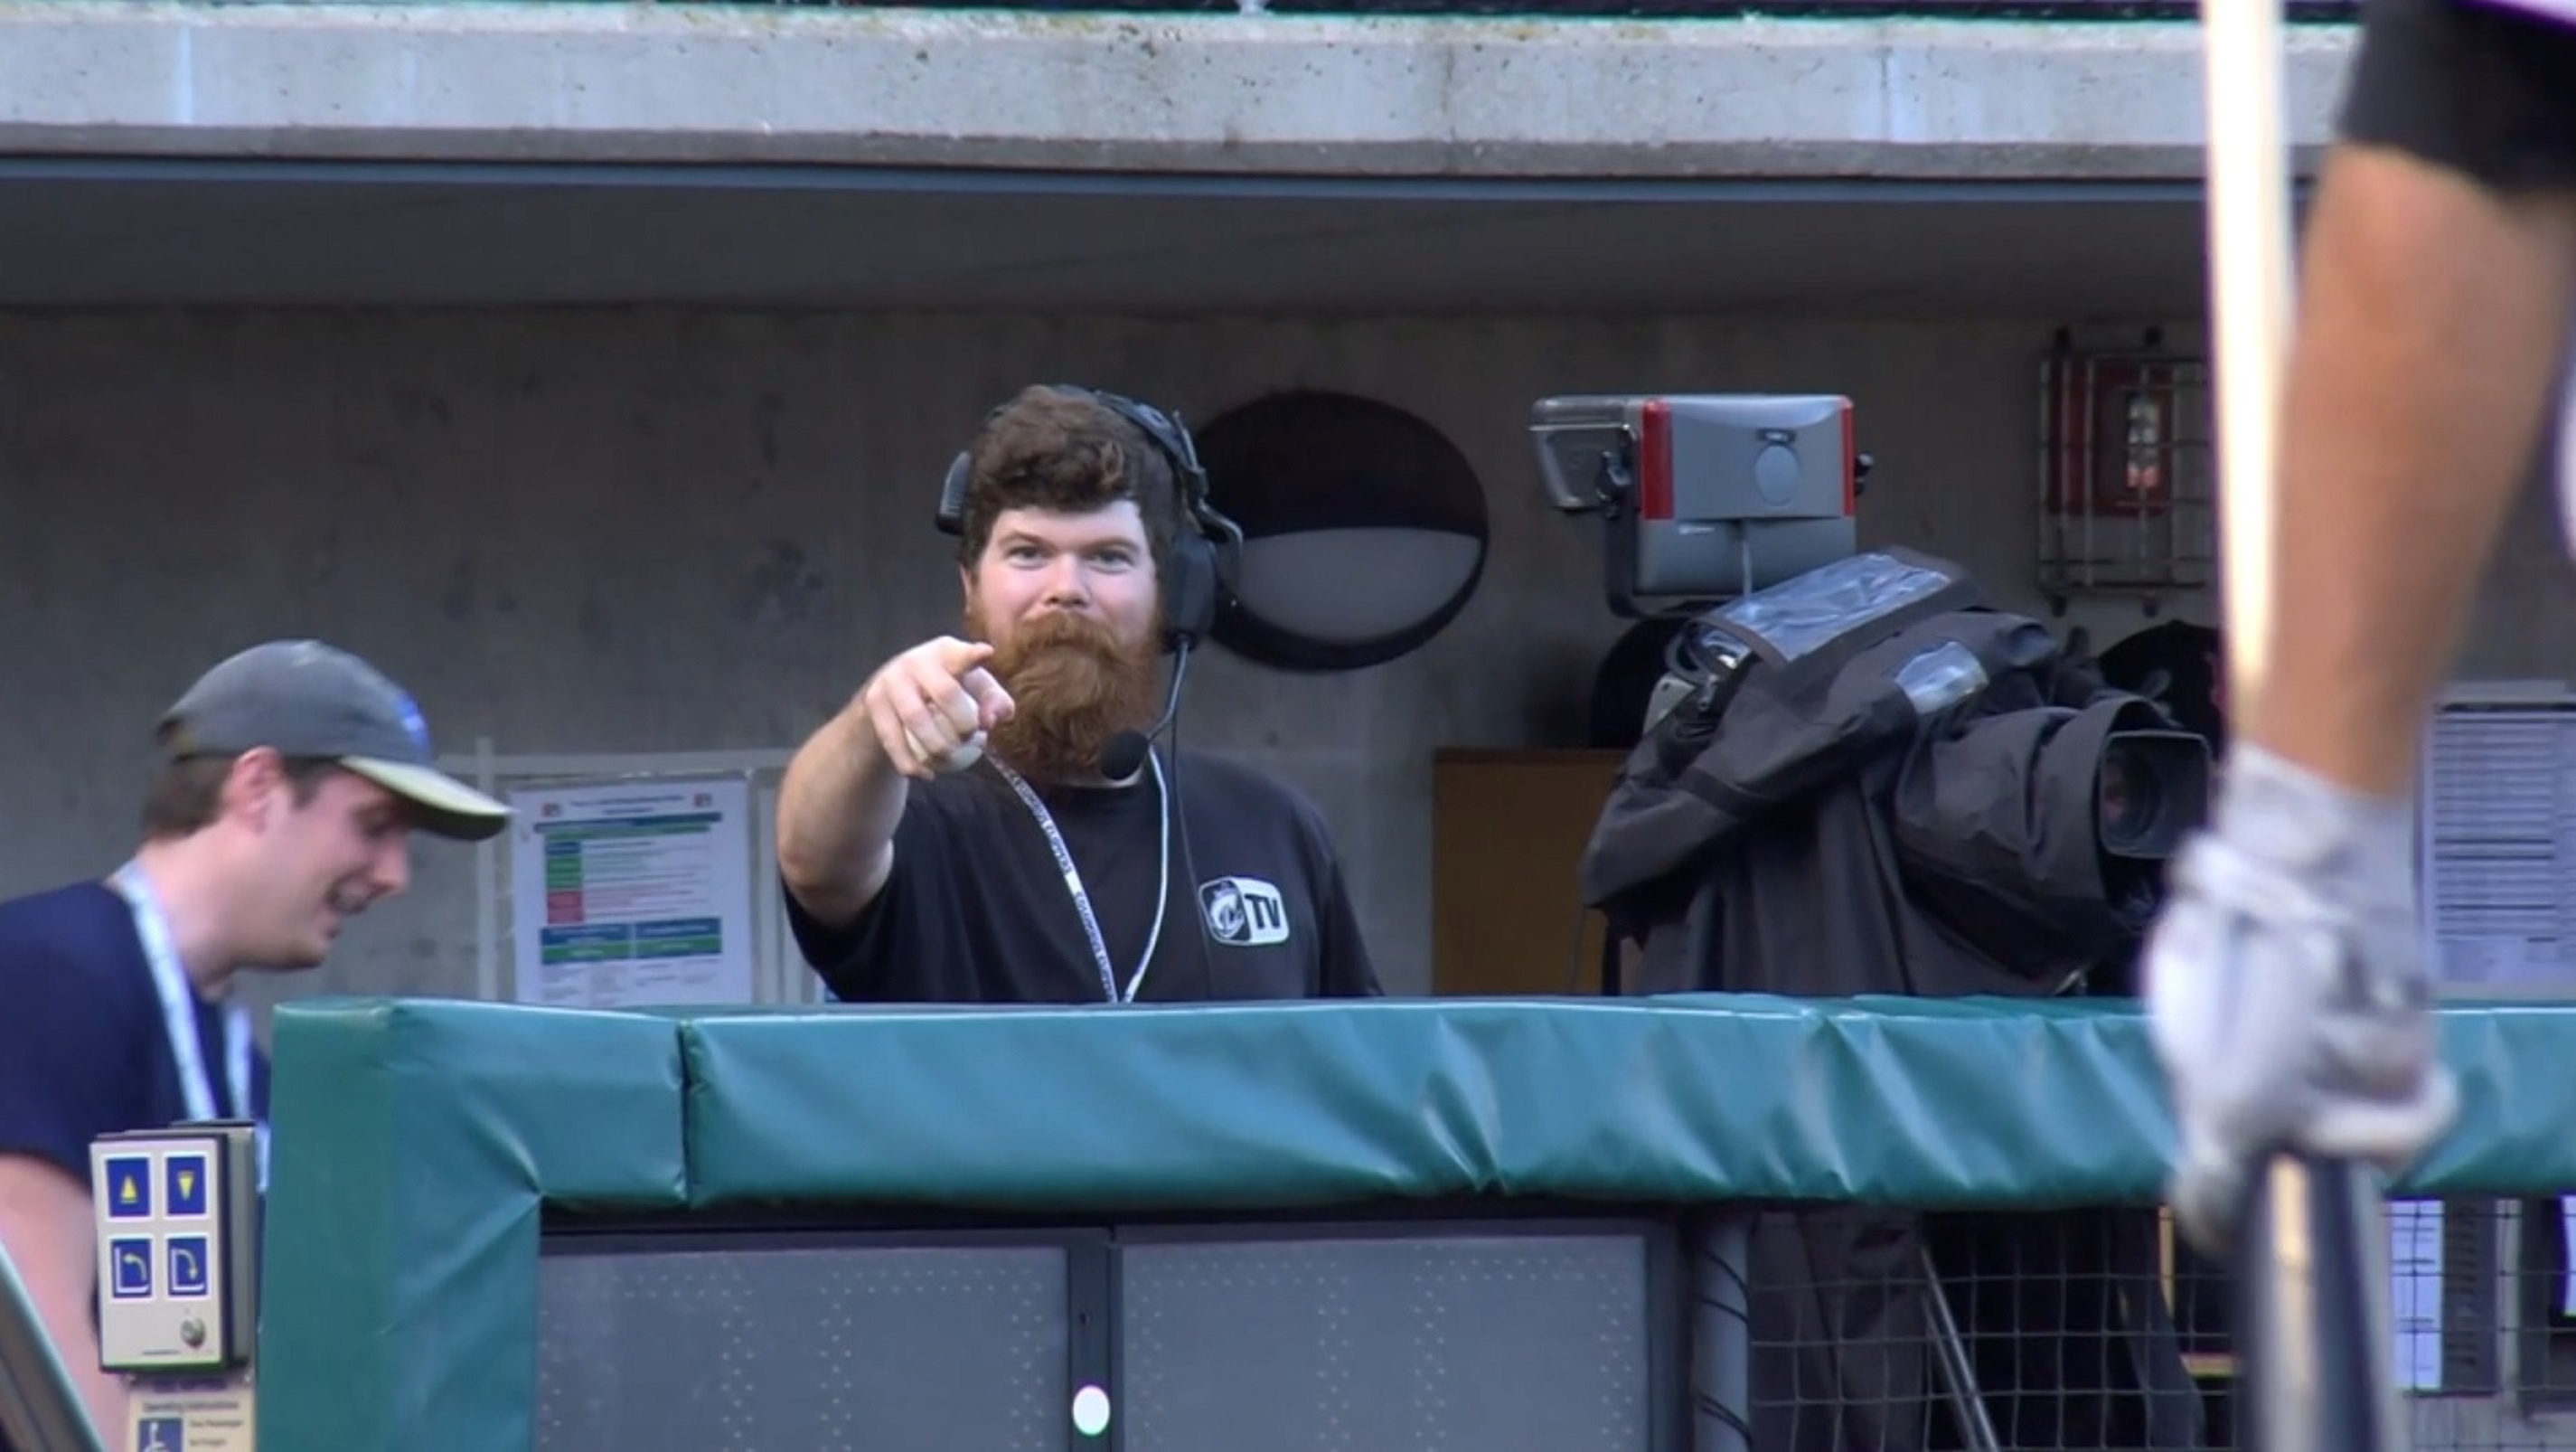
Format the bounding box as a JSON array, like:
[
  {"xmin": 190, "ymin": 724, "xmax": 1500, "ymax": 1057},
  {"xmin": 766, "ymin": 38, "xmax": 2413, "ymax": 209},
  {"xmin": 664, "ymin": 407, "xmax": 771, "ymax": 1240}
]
[{"xmin": 108, "ymin": 863, "xmax": 268, "ymax": 1193}]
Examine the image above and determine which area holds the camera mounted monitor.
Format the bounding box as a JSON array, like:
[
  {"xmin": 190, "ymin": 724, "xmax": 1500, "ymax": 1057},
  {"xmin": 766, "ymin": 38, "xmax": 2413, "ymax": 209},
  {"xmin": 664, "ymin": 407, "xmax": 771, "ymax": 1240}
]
[{"xmin": 1532, "ymin": 393, "xmax": 1873, "ymax": 619}]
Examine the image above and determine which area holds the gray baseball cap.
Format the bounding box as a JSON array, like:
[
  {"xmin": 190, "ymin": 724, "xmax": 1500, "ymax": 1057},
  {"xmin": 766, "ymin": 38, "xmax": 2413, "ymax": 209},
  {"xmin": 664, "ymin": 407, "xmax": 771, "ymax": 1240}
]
[{"xmin": 159, "ymin": 639, "xmax": 511, "ymax": 843}]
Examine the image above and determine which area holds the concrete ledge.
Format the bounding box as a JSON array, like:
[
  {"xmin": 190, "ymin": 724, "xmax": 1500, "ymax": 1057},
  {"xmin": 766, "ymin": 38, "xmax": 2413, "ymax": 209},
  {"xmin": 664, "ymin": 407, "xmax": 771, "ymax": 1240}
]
[{"xmin": 0, "ymin": 2, "xmax": 2355, "ymax": 178}]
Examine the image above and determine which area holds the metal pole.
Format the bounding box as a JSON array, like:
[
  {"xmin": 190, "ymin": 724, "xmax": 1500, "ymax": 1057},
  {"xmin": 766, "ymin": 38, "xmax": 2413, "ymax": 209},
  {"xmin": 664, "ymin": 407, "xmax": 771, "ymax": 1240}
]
[
  {"xmin": 1920, "ymin": 1244, "xmax": 2005, "ymax": 1452},
  {"xmin": 1692, "ymin": 1212, "xmax": 1753, "ymax": 1452},
  {"xmin": 0, "ymin": 1241, "xmax": 106, "ymax": 1452},
  {"xmin": 2236, "ymin": 1155, "xmax": 2406, "ymax": 1452}
]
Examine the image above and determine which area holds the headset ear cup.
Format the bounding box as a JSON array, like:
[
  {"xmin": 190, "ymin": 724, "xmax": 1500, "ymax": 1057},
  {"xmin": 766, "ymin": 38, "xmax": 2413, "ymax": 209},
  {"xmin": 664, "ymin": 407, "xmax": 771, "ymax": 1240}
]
[
  {"xmin": 1198, "ymin": 502, "xmax": 1246, "ymax": 601},
  {"xmin": 1162, "ymin": 534, "xmax": 1220, "ymax": 647},
  {"xmin": 935, "ymin": 451, "xmax": 973, "ymax": 535}
]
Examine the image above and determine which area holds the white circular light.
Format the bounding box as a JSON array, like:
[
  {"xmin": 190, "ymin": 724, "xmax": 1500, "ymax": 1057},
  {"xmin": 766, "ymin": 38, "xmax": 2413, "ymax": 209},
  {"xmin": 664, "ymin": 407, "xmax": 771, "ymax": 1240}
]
[{"xmin": 1071, "ymin": 1383, "xmax": 1112, "ymax": 1438}]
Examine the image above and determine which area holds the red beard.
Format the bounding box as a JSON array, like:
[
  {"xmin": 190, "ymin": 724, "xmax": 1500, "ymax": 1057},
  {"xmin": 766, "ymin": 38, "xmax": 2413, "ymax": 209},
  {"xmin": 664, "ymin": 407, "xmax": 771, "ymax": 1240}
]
[{"xmin": 972, "ymin": 607, "xmax": 1163, "ymax": 784}]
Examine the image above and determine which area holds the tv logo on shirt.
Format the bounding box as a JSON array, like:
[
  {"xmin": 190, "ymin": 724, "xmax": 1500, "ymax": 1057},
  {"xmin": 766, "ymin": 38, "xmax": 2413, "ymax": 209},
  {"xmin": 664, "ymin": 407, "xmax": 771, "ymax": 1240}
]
[{"xmin": 1199, "ymin": 877, "xmax": 1290, "ymax": 947}]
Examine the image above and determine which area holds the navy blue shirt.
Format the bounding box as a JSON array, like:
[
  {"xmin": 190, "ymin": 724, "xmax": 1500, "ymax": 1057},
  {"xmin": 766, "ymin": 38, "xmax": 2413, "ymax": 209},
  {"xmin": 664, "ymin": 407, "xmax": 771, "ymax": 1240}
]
[
  {"xmin": 0, "ymin": 882, "xmax": 273, "ymax": 1452},
  {"xmin": 0, "ymin": 881, "xmax": 271, "ymax": 1190}
]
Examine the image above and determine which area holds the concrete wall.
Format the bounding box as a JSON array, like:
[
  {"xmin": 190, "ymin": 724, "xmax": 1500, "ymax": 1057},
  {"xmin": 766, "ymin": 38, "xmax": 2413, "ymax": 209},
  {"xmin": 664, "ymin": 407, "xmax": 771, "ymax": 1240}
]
[
  {"xmin": 0, "ymin": 3, "xmax": 2358, "ymax": 179},
  {"xmin": 4, "ymin": 306, "xmax": 2568, "ymax": 1021}
]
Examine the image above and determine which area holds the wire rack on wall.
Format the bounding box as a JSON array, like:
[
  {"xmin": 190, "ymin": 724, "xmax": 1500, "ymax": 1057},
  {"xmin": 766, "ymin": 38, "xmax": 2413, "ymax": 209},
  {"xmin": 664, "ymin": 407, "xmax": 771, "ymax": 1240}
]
[{"xmin": 2036, "ymin": 327, "xmax": 2217, "ymax": 618}]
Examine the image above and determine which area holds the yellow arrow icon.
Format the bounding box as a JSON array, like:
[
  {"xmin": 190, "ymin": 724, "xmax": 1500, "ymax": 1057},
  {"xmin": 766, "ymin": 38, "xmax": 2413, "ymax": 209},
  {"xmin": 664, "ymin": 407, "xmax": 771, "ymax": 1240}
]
[
  {"xmin": 117, "ymin": 1175, "xmax": 137, "ymax": 1206},
  {"xmin": 176, "ymin": 1169, "xmax": 195, "ymax": 1201}
]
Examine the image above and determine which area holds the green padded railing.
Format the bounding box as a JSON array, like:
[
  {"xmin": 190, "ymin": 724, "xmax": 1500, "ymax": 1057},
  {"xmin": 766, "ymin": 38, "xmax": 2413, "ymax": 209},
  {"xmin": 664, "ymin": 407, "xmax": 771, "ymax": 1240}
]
[
  {"xmin": 257, "ymin": 1000, "xmax": 687, "ymax": 1452},
  {"xmin": 257, "ymin": 993, "xmax": 2576, "ymax": 1452}
]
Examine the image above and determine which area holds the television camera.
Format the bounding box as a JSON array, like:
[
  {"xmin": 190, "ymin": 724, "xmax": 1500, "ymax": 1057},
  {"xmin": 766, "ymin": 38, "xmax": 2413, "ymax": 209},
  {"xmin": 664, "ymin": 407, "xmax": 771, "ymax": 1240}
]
[
  {"xmin": 1531, "ymin": 392, "xmax": 2212, "ymax": 998},
  {"xmin": 1533, "ymin": 392, "xmax": 1871, "ymax": 622},
  {"xmin": 1534, "ymin": 393, "xmax": 2220, "ymax": 1452}
]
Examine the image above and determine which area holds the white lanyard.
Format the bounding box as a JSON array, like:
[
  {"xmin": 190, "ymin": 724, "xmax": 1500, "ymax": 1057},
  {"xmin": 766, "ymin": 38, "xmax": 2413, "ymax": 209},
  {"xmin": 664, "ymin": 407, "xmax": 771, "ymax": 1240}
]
[
  {"xmin": 989, "ymin": 751, "xmax": 1171, "ymax": 1004},
  {"xmin": 109, "ymin": 863, "xmax": 268, "ymax": 1193}
]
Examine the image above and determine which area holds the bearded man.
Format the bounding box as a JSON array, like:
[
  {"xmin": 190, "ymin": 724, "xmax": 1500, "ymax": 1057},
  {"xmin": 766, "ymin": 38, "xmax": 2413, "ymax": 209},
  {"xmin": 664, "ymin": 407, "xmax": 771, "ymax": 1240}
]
[{"xmin": 776, "ymin": 384, "xmax": 1381, "ymax": 1004}]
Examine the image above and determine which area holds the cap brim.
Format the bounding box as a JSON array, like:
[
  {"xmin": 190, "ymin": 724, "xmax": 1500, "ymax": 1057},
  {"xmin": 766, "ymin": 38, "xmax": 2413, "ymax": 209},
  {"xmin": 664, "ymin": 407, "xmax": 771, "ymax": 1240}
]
[{"xmin": 341, "ymin": 758, "xmax": 512, "ymax": 843}]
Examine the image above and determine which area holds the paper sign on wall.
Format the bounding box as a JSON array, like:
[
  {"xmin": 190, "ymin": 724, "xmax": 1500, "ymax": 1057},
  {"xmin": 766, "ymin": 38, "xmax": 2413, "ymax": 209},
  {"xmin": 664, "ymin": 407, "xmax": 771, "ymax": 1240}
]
[
  {"xmin": 2417, "ymin": 693, "xmax": 2576, "ymax": 995},
  {"xmin": 507, "ymin": 778, "xmax": 757, "ymax": 1009}
]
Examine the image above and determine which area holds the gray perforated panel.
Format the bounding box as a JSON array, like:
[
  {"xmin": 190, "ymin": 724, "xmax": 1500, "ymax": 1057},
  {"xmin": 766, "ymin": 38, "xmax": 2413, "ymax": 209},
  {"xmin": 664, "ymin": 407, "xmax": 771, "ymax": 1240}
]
[
  {"xmin": 1117, "ymin": 1231, "xmax": 1654, "ymax": 1452},
  {"xmin": 533, "ymin": 1241, "xmax": 1067, "ymax": 1452}
]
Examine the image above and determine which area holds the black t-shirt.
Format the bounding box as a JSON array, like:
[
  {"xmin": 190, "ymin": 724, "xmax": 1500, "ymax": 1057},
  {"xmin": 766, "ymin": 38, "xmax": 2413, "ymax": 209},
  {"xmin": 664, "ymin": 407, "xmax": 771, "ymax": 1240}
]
[{"xmin": 785, "ymin": 747, "xmax": 1382, "ymax": 1004}]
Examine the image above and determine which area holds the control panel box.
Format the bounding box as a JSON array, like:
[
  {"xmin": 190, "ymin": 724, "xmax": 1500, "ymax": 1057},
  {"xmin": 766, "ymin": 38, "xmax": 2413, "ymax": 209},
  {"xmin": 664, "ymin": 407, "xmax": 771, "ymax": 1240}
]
[{"xmin": 89, "ymin": 1122, "xmax": 259, "ymax": 1375}]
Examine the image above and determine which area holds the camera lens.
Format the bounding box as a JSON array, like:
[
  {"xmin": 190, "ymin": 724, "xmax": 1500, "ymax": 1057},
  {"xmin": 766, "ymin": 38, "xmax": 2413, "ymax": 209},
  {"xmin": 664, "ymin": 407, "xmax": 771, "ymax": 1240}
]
[{"xmin": 2097, "ymin": 740, "xmax": 2164, "ymax": 854}]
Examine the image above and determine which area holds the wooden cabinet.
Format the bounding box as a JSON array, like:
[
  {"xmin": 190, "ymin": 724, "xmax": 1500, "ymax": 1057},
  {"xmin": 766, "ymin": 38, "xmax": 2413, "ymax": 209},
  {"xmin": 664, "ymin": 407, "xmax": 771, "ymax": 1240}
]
[{"xmin": 1430, "ymin": 748, "xmax": 1631, "ymax": 997}]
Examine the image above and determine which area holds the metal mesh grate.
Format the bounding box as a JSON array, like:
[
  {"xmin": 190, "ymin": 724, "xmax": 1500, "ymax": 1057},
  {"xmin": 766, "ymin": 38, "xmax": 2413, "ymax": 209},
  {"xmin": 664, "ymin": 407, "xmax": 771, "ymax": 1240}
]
[
  {"xmin": 1117, "ymin": 1231, "xmax": 1657, "ymax": 1452},
  {"xmin": 513, "ymin": 1201, "xmax": 2576, "ymax": 1450},
  {"xmin": 531, "ymin": 1240, "xmax": 1067, "ymax": 1452}
]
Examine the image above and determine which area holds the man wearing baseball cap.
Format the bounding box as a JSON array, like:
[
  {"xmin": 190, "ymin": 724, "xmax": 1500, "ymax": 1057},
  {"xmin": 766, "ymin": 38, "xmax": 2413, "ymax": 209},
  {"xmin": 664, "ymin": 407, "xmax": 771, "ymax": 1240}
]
[{"xmin": 0, "ymin": 639, "xmax": 505, "ymax": 1442}]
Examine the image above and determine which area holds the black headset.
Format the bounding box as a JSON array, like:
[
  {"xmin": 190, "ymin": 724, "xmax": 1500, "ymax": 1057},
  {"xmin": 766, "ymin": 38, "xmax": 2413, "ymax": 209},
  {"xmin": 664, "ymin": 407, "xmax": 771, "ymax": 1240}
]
[{"xmin": 935, "ymin": 385, "xmax": 1246, "ymax": 653}]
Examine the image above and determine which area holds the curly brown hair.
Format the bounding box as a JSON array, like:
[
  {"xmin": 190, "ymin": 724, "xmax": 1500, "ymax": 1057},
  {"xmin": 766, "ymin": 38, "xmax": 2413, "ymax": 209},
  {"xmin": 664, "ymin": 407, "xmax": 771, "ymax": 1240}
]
[{"xmin": 956, "ymin": 385, "xmax": 1184, "ymax": 575}]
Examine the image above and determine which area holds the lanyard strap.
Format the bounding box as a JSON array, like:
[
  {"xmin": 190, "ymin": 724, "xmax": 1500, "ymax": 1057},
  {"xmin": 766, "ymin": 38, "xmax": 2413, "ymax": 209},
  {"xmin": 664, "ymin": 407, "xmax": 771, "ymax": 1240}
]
[
  {"xmin": 989, "ymin": 751, "xmax": 1171, "ymax": 1004},
  {"xmin": 109, "ymin": 863, "xmax": 267, "ymax": 1192}
]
